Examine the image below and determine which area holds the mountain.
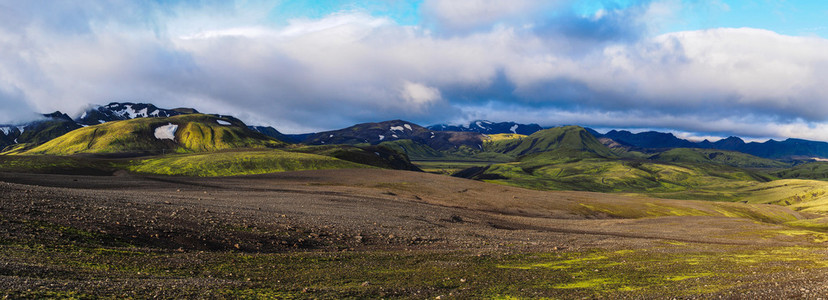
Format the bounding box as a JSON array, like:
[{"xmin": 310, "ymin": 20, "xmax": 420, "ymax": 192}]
[
  {"xmin": 302, "ymin": 120, "xmax": 484, "ymax": 151},
  {"xmin": 486, "ymin": 126, "xmax": 615, "ymax": 159},
  {"xmin": 727, "ymin": 138, "xmax": 828, "ymax": 160},
  {"xmin": 600, "ymin": 130, "xmax": 697, "ymax": 149},
  {"xmin": 2, "ymin": 102, "xmax": 205, "ymax": 150},
  {"xmin": 600, "ymin": 129, "xmax": 828, "ymax": 159},
  {"xmin": 76, "ymin": 102, "xmax": 196, "ymax": 126},
  {"xmin": 0, "ymin": 112, "xmax": 83, "ymax": 150},
  {"xmin": 649, "ymin": 148, "xmax": 790, "ymax": 168},
  {"xmin": 20, "ymin": 114, "xmax": 285, "ymax": 155},
  {"xmin": 427, "ymin": 120, "xmax": 543, "ymax": 135}
]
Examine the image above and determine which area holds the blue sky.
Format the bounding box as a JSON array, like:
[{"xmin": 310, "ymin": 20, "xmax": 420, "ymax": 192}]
[
  {"xmin": 2, "ymin": 0, "xmax": 828, "ymax": 141},
  {"xmin": 267, "ymin": 0, "xmax": 828, "ymax": 37}
]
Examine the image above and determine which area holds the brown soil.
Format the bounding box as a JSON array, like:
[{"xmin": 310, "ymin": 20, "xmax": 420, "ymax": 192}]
[{"xmin": 2, "ymin": 169, "xmax": 828, "ymax": 298}]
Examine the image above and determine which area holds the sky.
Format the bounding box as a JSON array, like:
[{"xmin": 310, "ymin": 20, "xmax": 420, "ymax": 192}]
[{"xmin": 2, "ymin": 1, "xmax": 828, "ymax": 141}]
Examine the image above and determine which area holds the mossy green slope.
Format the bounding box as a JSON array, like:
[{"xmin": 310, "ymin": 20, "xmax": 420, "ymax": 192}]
[
  {"xmin": 379, "ymin": 139, "xmax": 445, "ymax": 160},
  {"xmin": 127, "ymin": 149, "xmax": 369, "ymax": 176},
  {"xmin": 479, "ymin": 159, "xmax": 768, "ymax": 196},
  {"xmin": 486, "ymin": 126, "xmax": 615, "ymax": 160},
  {"xmin": 771, "ymin": 162, "xmax": 828, "ymax": 180},
  {"xmin": 21, "ymin": 114, "xmax": 285, "ymax": 155},
  {"xmin": 651, "ymin": 148, "xmax": 790, "ymax": 168}
]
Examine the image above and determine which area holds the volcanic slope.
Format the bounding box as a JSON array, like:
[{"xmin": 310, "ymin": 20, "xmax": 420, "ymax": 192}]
[
  {"xmin": 0, "ymin": 112, "xmax": 82, "ymax": 149},
  {"xmin": 302, "ymin": 120, "xmax": 484, "ymax": 152},
  {"xmin": 17, "ymin": 114, "xmax": 286, "ymax": 155}
]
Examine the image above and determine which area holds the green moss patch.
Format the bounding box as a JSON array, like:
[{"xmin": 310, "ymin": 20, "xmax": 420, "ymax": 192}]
[{"xmin": 127, "ymin": 149, "xmax": 370, "ymax": 177}]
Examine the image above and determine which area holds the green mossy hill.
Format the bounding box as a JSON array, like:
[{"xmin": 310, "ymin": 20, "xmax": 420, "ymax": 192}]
[
  {"xmin": 651, "ymin": 148, "xmax": 790, "ymax": 168},
  {"xmin": 772, "ymin": 162, "xmax": 828, "ymax": 181},
  {"xmin": 486, "ymin": 126, "xmax": 616, "ymax": 160},
  {"xmin": 19, "ymin": 114, "xmax": 286, "ymax": 155},
  {"xmin": 471, "ymin": 158, "xmax": 773, "ymax": 198},
  {"xmin": 379, "ymin": 139, "xmax": 445, "ymax": 160},
  {"xmin": 290, "ymin": 144, "xmax": 421, "ymax": 171},
  {"xmin": 127, "ymin": 149, "xmax": 369, "ymax": 177}
]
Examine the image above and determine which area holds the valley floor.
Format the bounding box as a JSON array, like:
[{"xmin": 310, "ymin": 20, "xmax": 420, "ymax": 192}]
[{"xmin": 2, "ymin": 169, "xmax": 828, "ymax": 298}]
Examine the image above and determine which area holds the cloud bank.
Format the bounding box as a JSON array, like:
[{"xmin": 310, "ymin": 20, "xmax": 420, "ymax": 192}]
[{"xmin": 1, "ymin": 0, "xmax": 827, "ymax": 141}]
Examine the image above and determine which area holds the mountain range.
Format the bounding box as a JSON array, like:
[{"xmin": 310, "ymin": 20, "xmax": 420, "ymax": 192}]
[
  {"xmin": 427, "ymin": 120, "xmax": 543, "ymax": 135},
  {"xmin": 596, "ymin": 130, "xmax": 828, "ymax": 160},
  {"xmin": 5, "ymin": 101, "xmax": 828, "ymax": 161}
]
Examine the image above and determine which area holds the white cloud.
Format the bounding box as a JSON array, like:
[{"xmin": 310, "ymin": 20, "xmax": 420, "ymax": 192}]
[
  {"xmin": 421, "ymin": 0, "xmax": 563, "ymax": 33},
  {"xmin": 400, "ymin": 81, "xmax": 442, "ymax": 110},
  {"xmin": 2, "ymin": 1, "xmax": 828, "ymax": 141}
]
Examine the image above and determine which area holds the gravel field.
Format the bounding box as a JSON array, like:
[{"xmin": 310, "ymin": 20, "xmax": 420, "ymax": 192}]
[{"xmin": 2, "ymin": 169, "xmax": 828, "ymax": 298}]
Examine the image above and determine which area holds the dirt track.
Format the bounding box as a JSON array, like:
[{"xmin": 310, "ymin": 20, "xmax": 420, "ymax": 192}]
[{"xmin": 2, "ymin": 169, "xmax": 828, "ymax": 298}]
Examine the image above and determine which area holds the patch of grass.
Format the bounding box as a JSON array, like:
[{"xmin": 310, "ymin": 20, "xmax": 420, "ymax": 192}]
[
  {"xmin": 495, "ymin": 245, "xmax": 828, "ymax": 297},
  {"xmin": 5, "ymin": 241, "xmax": 828, "ymax": 299},
  {"xmin": 126, "ymin": 149, "xmax": 371, "ymax": 176}
]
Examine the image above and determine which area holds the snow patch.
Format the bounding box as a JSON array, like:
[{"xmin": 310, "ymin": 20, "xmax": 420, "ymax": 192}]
[
  {"xmin": 0, "ymin": 127, "xmax": 10, "ymax": 135},
  {"xmin": 404, "ymin": 124, "xmax": 412, "ymax": 131},
  {"xmin": 378, "ymin": 135, "xmax": 385, "ymax": 141},
  {"xmin": 390, "ymin": 126, "xmax": 404, "ymax": 132},
  {"xmin": 510, "ymin": 125, "xmax": 518, "ymax": 134},
  {"xmin": 80, "ymin": 112, "xmax": 87, "ymax": 119},
  {"xmin": 17, "ymin": 126, "xmax": 25, "ymax": 134},
  {"xmin": 329, "ymin": 134, "xmax": 334, "ymax": 138},
  {"xmin": 374, "ymin": 152, "xmax": 381, "ymax": 156},
  {"xmin": 217, "ymin": 120, "xmax": 231, "ymax": 126},
  {"xmin": 154, "ymin": 123, "xmax": 178, "ymax": 141},
  {"xmin": 150, "ymin": 109, "xmax": 160, "ymax": 116},
  {"xmin": 98, "ymin": 120, "xmax": 106, "ymax": 124},
  {"xmin": 135, "ymin": 107, "xmax": 148, "ymax": 118},
  {"xmin": 392, "ymin": 134, "xmax": 398, "ymax": 138}
]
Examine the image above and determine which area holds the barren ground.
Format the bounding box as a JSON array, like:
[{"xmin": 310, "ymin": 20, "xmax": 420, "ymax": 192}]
[{"xmin": 2, "ymin": 169, "xmax": 828, "ymax": 298}]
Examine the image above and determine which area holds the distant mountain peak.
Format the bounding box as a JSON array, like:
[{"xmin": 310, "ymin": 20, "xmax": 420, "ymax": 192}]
[
  {"xmin": 428, "ymin": 120, "xmax": 543, "ymax": 135},
  {"xmin": 76, "ymin": 102, "xmax": 192, "ymax": 126}
]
